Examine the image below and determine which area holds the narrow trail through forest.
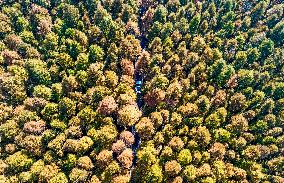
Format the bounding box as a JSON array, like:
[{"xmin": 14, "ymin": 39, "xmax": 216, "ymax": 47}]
[{"xmin": 129, "ymin": 4, "xmax": 148, "ymax": 178}]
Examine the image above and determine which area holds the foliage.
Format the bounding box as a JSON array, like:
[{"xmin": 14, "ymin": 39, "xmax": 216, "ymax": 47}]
[{"xmin": 0, "ymin": 0, "xmax": 284, "ymax": 182}]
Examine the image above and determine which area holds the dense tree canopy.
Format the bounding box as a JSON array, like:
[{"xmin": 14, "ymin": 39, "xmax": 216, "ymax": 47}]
[{"xmin": 0, "ymin": 0, "xmax": 283, "ymax": 183}]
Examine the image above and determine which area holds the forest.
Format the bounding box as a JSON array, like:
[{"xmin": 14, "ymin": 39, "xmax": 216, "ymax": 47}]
[{"xmin": 0, "ymin": 0, "xmax": 283, "ymax": 182}]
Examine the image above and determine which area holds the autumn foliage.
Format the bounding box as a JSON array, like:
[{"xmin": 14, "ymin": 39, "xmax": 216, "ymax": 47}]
[{"xmin": 0, "ymin": 0, "xmax": 284, "ymax": 183}]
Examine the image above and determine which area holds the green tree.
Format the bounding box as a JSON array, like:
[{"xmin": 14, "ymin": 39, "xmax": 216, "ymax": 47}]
[
  {"xmin": 189, "ymin": 13, "xmax": 201, "ymax": 34},
  {"xmin": 259, "ymin": 38, "xmax": 275, "ymax": 59},
  {"xmin": 271, "ymin": 20, "xmax": 284, "ymax": 46},
  {"xmin": 26, "ymin": 59, "xmax": 51, "ymax": 85},
  {"xmin": 153, "ymin": 5, "xmax": 168, "ymax": 24},
  {"xmin": 89, "ymin": 44, "xmax": 104, "ymax": 63},
  {"xmin": 60, "ymin": 3, "xmax": 80, "ymax": 27}
]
